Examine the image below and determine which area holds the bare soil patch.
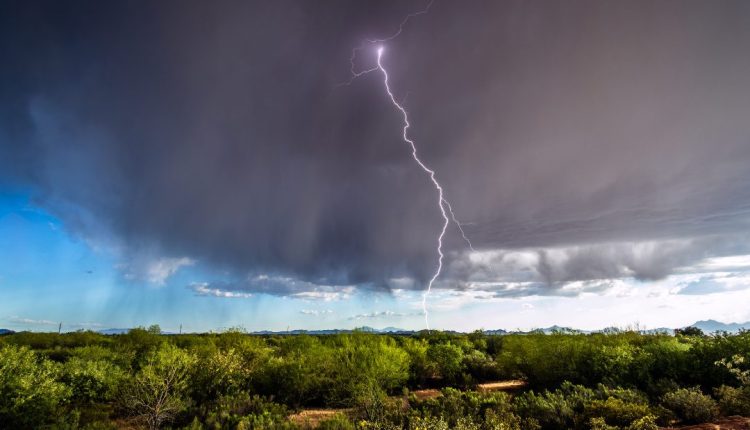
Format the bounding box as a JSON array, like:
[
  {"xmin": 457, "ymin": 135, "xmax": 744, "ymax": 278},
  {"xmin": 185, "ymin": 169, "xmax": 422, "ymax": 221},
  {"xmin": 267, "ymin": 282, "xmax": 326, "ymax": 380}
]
[
  {"xmin": 289, "ymin": 408, "xmax": 350, "ymax": 427},
  {"xmin": 411, "ymin": 388, "xmax": 442, "ymax": 400},
  {"xmin": 661, "ymin": 416, "xmax": 750, "ymax": 430},
  {"xmin": 477, "ymin": 379, "xmax": 527, "ymax": 392}
]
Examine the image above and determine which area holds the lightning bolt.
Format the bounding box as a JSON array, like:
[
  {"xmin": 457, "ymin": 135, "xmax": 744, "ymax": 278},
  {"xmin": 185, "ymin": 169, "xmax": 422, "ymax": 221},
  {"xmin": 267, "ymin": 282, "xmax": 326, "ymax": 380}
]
[
  {"xmin": 337, "ymin": 0, "xmax": 434, "ymax": 87},
  {"xmin": 340, "ymin": 1, "xmax": 474, "ymax": 330},
  {"xmin": 376, "ymin": 47, "xmax": 472, "ymax": 330}
]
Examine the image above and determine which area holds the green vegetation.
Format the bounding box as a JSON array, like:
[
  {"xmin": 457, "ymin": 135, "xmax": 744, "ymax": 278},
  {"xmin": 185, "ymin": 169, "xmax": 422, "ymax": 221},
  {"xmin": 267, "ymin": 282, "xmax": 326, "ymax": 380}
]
[{"xmin": 0, "ymin": 327, "xmax": 748, "ymax": 429}]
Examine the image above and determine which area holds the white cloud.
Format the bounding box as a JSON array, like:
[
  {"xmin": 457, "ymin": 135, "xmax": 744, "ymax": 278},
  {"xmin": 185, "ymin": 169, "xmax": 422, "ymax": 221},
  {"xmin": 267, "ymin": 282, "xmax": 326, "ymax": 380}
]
[
  {"xmin": 291, "ymin": 286, "xmax": 355, "ymax": 301},
  {"xmin": 299, "ymin": 309, "xmax": 333, "ymax": 316},
  {"xmin": 145, "ymin": 257, "xmax": 194, "ymax": 285},
  {"xmin": 348, "ymin": 310, "xmax": 421, "ymax": 320},
  {"xmin": 7, "ymin": 316, "xmax": 57, "ymax": 326},
  {"xmin": 190, "ymin": 283, "xmax": 252, "ymax": 298},
  {"xmin": 122, "ymin": 256, "xmax": 194, "ymax": 285}
]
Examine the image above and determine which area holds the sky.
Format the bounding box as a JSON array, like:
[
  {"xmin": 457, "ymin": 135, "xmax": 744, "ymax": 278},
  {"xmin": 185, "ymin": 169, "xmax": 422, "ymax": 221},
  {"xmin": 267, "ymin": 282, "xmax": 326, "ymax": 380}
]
[{"xmin": 2, "ymin": 0, "xmax": 750, "ymax": 332}]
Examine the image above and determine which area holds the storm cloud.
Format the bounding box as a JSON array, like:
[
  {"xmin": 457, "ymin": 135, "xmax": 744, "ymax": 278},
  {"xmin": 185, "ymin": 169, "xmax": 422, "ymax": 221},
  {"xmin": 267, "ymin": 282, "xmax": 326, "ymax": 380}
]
[{"xmin": 2, "ymin": 1, "xmax": 750, "ymax": 297}]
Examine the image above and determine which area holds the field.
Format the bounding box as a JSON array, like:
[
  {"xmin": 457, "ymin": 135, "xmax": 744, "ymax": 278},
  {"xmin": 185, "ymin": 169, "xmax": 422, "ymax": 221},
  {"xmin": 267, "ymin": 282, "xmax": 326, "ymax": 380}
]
[{"xmin": 0, "ymin": 327, "xmax": 749, "ymax": 429}]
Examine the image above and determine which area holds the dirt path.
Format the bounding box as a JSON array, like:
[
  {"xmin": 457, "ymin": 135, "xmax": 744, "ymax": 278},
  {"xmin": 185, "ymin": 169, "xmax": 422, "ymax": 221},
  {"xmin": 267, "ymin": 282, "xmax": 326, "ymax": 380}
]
[
  {"xmin": 410, "ymin": 379, "xmax": 528, "ymax": 400},
  {"xmin": 660, "ymin": 416, "xmax": 750, "ymax": 430},
  {"xmin": 477, "ymin": 379, "xmax": 527, "ymax": 392},
  {"xmin": 288, "ymin": 409, "xmax": 350, "ymax": 427}
]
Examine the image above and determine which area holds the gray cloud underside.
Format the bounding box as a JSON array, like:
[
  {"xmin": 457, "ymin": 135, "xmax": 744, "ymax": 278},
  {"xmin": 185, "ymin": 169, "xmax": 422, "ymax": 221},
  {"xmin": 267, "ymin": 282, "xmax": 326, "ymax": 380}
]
[{"xmin": 2, "ymin": 1, "xmax": 750, "ymax": 297}]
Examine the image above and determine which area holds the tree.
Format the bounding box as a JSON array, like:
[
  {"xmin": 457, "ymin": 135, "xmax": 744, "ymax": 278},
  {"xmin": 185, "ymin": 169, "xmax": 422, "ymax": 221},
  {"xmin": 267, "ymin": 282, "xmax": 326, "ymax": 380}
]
[
  {"xmin": 121, "ymin": 343, "xmax": 196, "ymax": 429},
  {"xmin": 62, "ymin": 356, "xmax": 125, "ymax": 403},
  {"xmin": 674, "ymin": 326, "xmax": 704, "ymax": 337},
  {"xmin": 427, "ymin": 342, "xmax": 465, "ymax": 383},
  {"xmin": 0, "ymin": 345, "xmax": 71, "ymax": 428}
]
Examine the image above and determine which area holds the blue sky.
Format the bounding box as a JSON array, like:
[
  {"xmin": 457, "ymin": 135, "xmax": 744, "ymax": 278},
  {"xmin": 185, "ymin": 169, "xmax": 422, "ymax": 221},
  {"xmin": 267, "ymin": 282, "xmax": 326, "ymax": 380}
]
[{"xmin": 3, "ymin": 190, "xmax": 750, "ymax": 333}]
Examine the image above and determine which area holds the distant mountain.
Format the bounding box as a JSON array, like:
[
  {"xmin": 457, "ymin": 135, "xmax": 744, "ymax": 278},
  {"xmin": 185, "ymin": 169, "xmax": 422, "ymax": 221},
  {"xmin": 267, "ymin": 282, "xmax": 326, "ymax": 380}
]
[
  {"xmin": 690, "ymin": 319, "xmax": 750, "ymax": 333},
  {"xmin": 640, "ymin": 328, "xmax": 672, "ymax": 335},
  {"xmin": 379, "ymin": 326, "xmax": 408, "ymax": 333},
  {"xmin": 250, "ymin": 327, "xmax": 412, "ymax": 335},
  {"xmin": 0, "ymin": 328, "xmax": 15, "ymax": 335},
  {"xmin": 31, "ymin": 321, "xmax": 750, "ymax": 336},
  {"xmin": 98, "ymin": 328, "xmax": 130, "ymax": 335}
]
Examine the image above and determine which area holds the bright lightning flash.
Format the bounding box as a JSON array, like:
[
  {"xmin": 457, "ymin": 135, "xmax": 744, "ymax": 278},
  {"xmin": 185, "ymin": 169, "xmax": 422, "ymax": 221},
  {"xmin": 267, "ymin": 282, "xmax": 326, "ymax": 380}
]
[
  {"xmin": 339, "ymin": 0, "xmax": 474, "ymax": 329},
  {"xmin": 377, "ymin": 46, "xmax": 457, "ymax": 330}
]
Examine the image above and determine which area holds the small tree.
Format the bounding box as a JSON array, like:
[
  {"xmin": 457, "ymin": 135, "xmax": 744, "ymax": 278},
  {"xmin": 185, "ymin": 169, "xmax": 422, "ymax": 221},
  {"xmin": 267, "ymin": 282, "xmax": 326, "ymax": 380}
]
[
  {"xmin": 715, "ymin": 354, "xmax": 750, "ymax": 385},
  {"xmin": 0, "ymin": 345, "xmax": 71, "ymax": 428},
  {"xmin": 674, "ymin": 326, "xmax": 704, "ymax": 337},
  {"xmin": 121, "ymin": 343, "xmax": 196, "ymax": 429}
]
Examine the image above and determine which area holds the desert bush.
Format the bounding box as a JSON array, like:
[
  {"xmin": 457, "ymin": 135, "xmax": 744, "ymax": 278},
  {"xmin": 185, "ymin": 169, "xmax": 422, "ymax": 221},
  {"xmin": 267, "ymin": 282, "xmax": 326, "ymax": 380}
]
[
  {"xmin": 715, "ymin": 354, "xmax": 750, "ymax": 385},
  {"xmin": 589, "ymin": 417, "xmax": 619, "ymax": 430},
  {"xmin": 514, "ymin": 389, "xmax": 575, "ymax": 430},
  {"xmin": 191, "ymin": 347, "xmax": 247, "ymax": 403},
  {"xmin": 0, "ymin": 344, "xmax": 71, "ymax": 428},
  {"xmin": 120, "ymin": 343, "xmax": 196, "ymax": 429},
  {"xmin": 408, "ymin": 388, "xmax": 522, "ymax": 430},
  {"xmin": 661, "ymin": 387, "xmax": 719, "ymax": 424},
  {"xmin": 329, "ymin": 333, "xmax": 410, "ymax": 415},
  {"xmin": 426, "ymin": 342, "xmax": 465, "ymax": 384},
  {"xmin": 200, "ymin": 392, "xmax": 293, "ymax": 429},
  {"xmin": 62, "ymin": 356, "xmax": 125, "ymax": 403},
  {"xmin": 406, "ymin": 415, "xmax": 450, "ymax": 430},
  {"xmin": 625, "ymin": 415, "xmax": 658, "ymax": 430},
  {"xmin": 317, "ymin": 414, "xmax": 355, "ymax": 430},
  {"xmin": 583, "ymin": 397, "xmax": 652, "ymax": 428},
  {"xmin": 714, "ymin": 384, "xmax": 750, "ymax": 416}
]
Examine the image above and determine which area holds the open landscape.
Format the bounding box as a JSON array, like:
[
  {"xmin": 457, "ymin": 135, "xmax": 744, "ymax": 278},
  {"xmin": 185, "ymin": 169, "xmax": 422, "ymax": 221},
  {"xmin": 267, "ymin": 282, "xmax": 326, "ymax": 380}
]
[
  {"xmin": 3, "ymin": 1, "xmax": 750, "ymax": 429},
  {"xmin": 1, "ymin": 327, "xmax": 749, "ymax": 429}
]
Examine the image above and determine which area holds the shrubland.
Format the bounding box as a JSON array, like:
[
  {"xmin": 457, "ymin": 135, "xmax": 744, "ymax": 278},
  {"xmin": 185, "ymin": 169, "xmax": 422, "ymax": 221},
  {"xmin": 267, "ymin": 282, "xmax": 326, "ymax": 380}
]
[{"xmin": 0, "ymin": 327, "xmax": 748, "ymax": 429}]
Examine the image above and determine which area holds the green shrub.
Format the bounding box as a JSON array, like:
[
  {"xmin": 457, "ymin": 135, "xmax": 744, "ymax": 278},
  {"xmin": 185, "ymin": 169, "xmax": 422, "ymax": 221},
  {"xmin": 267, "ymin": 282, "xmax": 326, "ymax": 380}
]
[
  {"xmin": 661, "ymin": 387, "xmax": 719, "ymax": 424},
  {"xmin": 0, "ymin": 344, "xmax": 71, "ymax": 428},
  {"xmin": 406, "ymin": 415, "xmax": 450, "ymax": 430},
  {"xmin": 120, "ymin": 343, "xmax": 196, "ymax": 429},
  {"xmin": 714, "ymin": 384, "xmax": 750, "ymax": 416},
  {"xmin": 625, "ymin": 415, "xmax": 658, "ymax": 430},
  {"xmin": 589, "ymin": 417, "xmax": 619, "ymax": 430},
  {"xmin": 514, "ymin": 389, "xmax": 575, "ymax": 430},
  {"xmin": 317, "ymin": 414, "xmax": 355, "ymax": 430},
  {"xmin": 62, "ymin": 357, "xmax": 125, "ymax": 403},
  {"xmin": 584, "ymin": 397, "xmax": 652, "ymax": 428}
]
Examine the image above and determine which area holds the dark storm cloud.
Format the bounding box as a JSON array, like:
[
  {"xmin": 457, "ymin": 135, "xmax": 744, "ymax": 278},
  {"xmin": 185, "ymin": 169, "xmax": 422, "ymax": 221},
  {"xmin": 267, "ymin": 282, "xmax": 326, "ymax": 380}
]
[{"xmin": 2, "ymin": 1, "xmax": 750, "ymax": 296}]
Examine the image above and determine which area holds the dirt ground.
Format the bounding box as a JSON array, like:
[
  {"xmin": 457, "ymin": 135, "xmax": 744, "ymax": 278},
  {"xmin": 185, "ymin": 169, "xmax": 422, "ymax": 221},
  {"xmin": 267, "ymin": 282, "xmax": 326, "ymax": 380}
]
[
  {"xmin": 660, "ymin": 416, "xmax": 750, "ymax": 430},
  {"xmin": 477, "ymin": 379, "xmax": 527, "ymax": 392},
  {"xmin": 411, "ymin": 388, "xmax": 442, "ymax": 400},
  {"xmin": 288, "ymin": 408, "xmax": 350, "ymax": 427},
  {"xmin": 410, "ymin": 379, "xmax": 527, "ymax": 400}
]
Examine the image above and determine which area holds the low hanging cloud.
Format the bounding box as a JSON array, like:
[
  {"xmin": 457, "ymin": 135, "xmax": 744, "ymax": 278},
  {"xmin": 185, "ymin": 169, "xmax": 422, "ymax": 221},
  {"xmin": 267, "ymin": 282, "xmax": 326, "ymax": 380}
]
[
  {"xmin": 5, "ymin": 316, "xmax": 103, "ymax": 329},
  {"xmin": 348, "ymin": 310, "xmax": 421, "ymax": 321},
  {"xmin": 7, "ymin": 316, "xmax": 57, "ymax": 326},
  {"xmin": 190, "ymin": 283, "xmax": 252, "ymax": 299},
  {"xmin": 124, "ymin": 257, "xmax": 194, "ymax": 285},
  {"xmin": 300, "ymin": 309, "xmax": 334, "ymax": 316},
  {"xmin": 2, "ymin": 1, "xmax": 750, "ymax": 298}
]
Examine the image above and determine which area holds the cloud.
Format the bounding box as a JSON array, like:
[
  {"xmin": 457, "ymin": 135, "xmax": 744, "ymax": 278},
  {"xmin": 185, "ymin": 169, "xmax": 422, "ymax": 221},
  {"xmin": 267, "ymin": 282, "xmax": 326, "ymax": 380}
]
[
  {"xmin": 188, "ymin": 276, "xmax": 355, "ymax": 301},
  {"xmin": 6, "ymin": 316, "xmax": 57, "ymax": 326},
  {"xmin": 189, "ymin": 283, "xmax": 252, "ymax": 298},
  {"xmin": 299, "ymin": 309, "xmax": 333, "ymax": 316},
  {"xmin": 120, "ymin": 254, "xmax": 194, "ymax": 285},
  {"xmin": 291, "ymin": 289, "xmax": 355, "ymax": 301},
  {"xmin": 433, "ymin": 236, "xmax": 750, "ymax": 297},
  {"xmin": 348, "ymin": 310, "xmax": 420, "ymax": 320},
  {"xmin": 4, "ymin": 316, "xmax": 102, "ymax": 329},
  {"xmin": 677, "ymin": 273, "xmax": 750, "ymax": 296},
  {"xmin": 144, "ymin": 257, "xmax": 194, "ymax": 285},
  {"xmin": 3, "ymin": 1, "xmax": 750, "ymax": 298}
]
